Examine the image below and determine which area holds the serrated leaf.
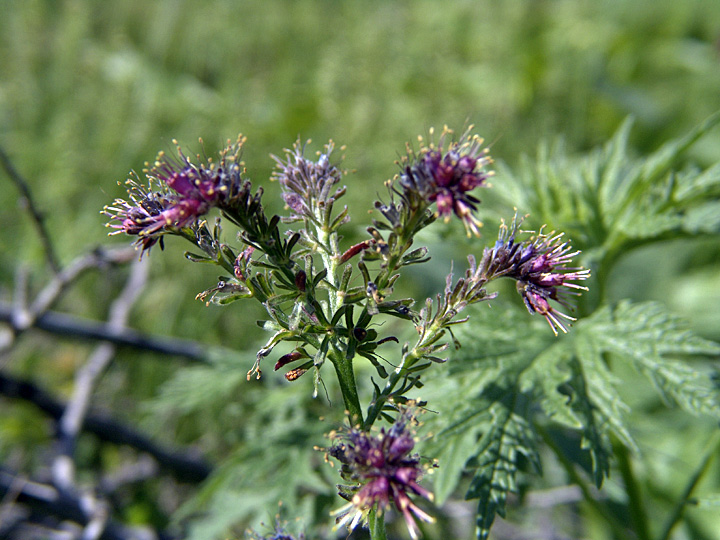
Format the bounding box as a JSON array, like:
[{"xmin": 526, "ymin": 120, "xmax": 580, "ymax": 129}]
[
  {"xmin": 566, "ymin": 356, "xmax": 615, "ymax": 486},
  {"xmin": 682, "ymin": 200, "xmax": 720, "ymax": 233},
  {"xmin": 424, "ymin": 297, "xmax": 720, "ymax": 540},
  {"xmin": 175, "ymin": 381, "xmax": 336, "ymax": 539},
  {"xmin": 144, "ymin": 352, "xmax": 247, "ymax": 416},
  {"xmin": 579, "ymin": 300, "xmax": 720, "ymax": 418},
  {"xmin": 497, "ymin": 112, "xmax": 720, "ymax": 269},
  {"xmin": 464, "ymin": 390, "xmax": 540, "ymax": 540},
  {"xmin": 573, "ymin": 333, "xmax": 636, "ymax": 451},
  {"xmin": 518, "ymin": 343, "xmax": 583, "ymax": 430}
]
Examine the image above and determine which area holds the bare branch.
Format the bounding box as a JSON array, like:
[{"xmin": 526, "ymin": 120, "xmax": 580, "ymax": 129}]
[
  {"xmin": 0, "ymin": 371, "xmax": 212, "ymax": 483},
  {"xmin": 0, "ymin": 145, "xmax": 61, "ymax": 273},
  {"xmin": 1, "ymin": 247, "xmax": 137, "ymax": 355},
  {"xmin": 0, "ymin": 467, "xmax": 170, "ymax": 540},
  {"xmin": 0, "ymin": 302, "xmax": 209, "ymax": 362},
  {"xmin": 30, "ymin": 247, "xmax": 138, "ymax": 321},
  {"xmin": 99, "ymin": 456, "xmax": 158, "ymax": 496},
  {"xmin": 53, "ymin": 258, "xmax": 150, "ymax": 491}
]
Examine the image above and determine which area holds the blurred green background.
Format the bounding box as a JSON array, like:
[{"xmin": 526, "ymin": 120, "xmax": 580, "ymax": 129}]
[{"xmin": 2, "ymin": 0, "xmax": 720, "ymax": 538}]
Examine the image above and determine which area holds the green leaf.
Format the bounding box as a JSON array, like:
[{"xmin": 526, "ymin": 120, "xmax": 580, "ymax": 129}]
[
  {"xmin": 172, "ymin": 380, "xmax": 337, "ymax": 539},
  {"xmin": 497, "ymin": 112, "xmax": 720, "ymax": 273},
  {"xmin": 518, "ymin": 343, "xmax": 582, "ymax": 430},
  {"xmin": 578, "ymin": 300, "xmax": 720, "ymax": 418},
  {"xmin": 691, "ymin": 494, "xmax": 720, "ymax": 508},
  {"xmin": 143, "ymin": 348, "xmax": 247, "ymax": 417},
  {"xmin": 433, "ymin": 427, "xmax": 478, "ymax": 505},
  {"xmin": 464, "ymin": 388, "xmax": 540, "ymax": 540},
  {"xmin": 424, "ymin": 296, "xmax": 720, "ymax": 540}
]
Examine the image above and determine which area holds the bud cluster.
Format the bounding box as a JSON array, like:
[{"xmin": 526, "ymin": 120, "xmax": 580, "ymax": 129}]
[
  {"xmin": 271, "ymin": 139, "xmax": 347, "ymax": 230},
  {"xmin": 103, "ymin": 129, "xmax": 591, "ymax": 540}
]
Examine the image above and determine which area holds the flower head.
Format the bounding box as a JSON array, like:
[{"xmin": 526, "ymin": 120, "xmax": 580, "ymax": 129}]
[
  {"xmin": 399, "ymin": 126, "xmax": 493, "ymax": 236},
  {"xmin": 326, "ymin": 408, "xmax": 434, "ymax": 539},
  {"xmin": 271, "ymin": 139, "xmax": 346, "ymax": 227},
  {"xmin": 102, "ymin": 177, "xmax": 175, "ymax": 256},
  {"xmin": 103, "ymin": 136, "xmax": 246, "ymax": 255},
  {"xmin": 481, "ymin": 214, "xmax": 591, "ymax": 334}
]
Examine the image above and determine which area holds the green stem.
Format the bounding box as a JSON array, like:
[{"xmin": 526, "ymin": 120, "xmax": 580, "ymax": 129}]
[
  {"xmin": 375, "ymin": 209, "xmax": 425, "ymax": 291},
  {"xmin": 329, "ymin": 347, "xmax": 363, "ymax": 424},
  {"xmin": 363, "ymin": 371, "xmax": 400, "ymax": 430},
  {"xmin": 616, "ymin": 441, "xmax": 651, "ymax": 540},
  {"xmin": 537, "ymin": 425, "xmax": 634, "ymax": 540},
  {"xmin": 368, "ymin": 508, "xmax": 388, "ymax": 540},
  {"xmin": 363, "ymin": 318, "xmax": 441, "ymax": 429},
  {"xmin": 657, "ymin": 429, "xmax": 720, "ymax": 540}
]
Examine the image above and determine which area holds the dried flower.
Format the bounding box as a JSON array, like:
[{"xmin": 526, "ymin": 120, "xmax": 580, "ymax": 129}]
[
  {"xmin": 103, "ymin": 136, "xmax": 246, "ymax": 255},
  {"xmin": 400, "ymin": 126, "xmax": 493, "ymax": 236},
  {"xmin": 234, "ymin": 245, "xmax": 255, "ymax": 281},
  {"xmin": 481, "ymin": 214, "xmax": 591, "ymax": 334},
  {"xmin": 327, "ymin": 408, "xmax": 434, "ymax": 539}
]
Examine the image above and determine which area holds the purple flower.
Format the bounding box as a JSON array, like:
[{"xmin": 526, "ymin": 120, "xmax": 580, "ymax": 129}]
[
  {"xmin": 481, "ymin": 215, "xmax": 591, "ymax": 335},
  {"xmin": 103, "ymin": 178, "xmax": 175, "ymax": 256},
  {"xmin": 103, "ymin": 136, "xmax": 247, "ymax": 255},
  {"xmin": 400, "ymin": 127, "xmax": 493, "ymax": 236},
  {"xmin": 271, "ymin": 140, "xmax": 346, "ymax": 225},
  {"xmin": 327, "ymin": 408, "xmax": 434, "ymax": 539}
]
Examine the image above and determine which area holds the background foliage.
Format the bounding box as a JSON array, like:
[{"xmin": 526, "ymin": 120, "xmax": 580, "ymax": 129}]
[{"xmin": 2, "ymin": 1, "xmax": 720, "ymax": 539}]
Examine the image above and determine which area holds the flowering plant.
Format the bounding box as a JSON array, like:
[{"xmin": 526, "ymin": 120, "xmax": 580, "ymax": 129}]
[
  {"xmin": 103, "ymin": 117, "xmax": 720, "ymax": 540},
  {"xmin": 103, "ymin": 126, "xmax": 591, "ymax": 539}
]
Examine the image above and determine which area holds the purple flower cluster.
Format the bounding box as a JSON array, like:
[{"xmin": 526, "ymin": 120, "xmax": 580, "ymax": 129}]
[
  {"xmin": 327, "ymin": 409, "xmax": 434, "ymax": 539},
  {"xmin": 103, "ymin": 136, "xmax": 246, "ymax": 256},
  {"xmin": 481, "ymin": 215, "xmax": 591, "ymax": 334},
  {"xmin": 271, "ymin": 139, "xmax": 345, "ymax": 225},
  {"xmin": 400, "ymin": 127, "xmax": 493, "ymax": 236}
]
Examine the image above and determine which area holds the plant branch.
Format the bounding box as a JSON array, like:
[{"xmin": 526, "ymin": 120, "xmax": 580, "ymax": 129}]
[
  {"xmin": 615, "ymin": 441, "xmax": 651, "ymax": 540},
  {"xmin": 538, "ymin": 425, "xmax": 634, "ymax": 540},
  {"xmin": 53, "ymin": 258, "xmax": 149, "ymax": 491},
  {"xmin": 0, "ymin": 145, "xmax": 61, "ymax": 274},
  {"xmin": 0, "ymin": 466, "xmax": 173, "ymax": 540},
  {"xmin": 657, "ymin": 430, "xmax": 720, "ymax": 540},
  {"xmin": 0, "ymin": 301, "xmax": 209, "ymax": 362},
  {"xmin": 0, "ymin": 370, "xmax": 212, "ymax": 483}
]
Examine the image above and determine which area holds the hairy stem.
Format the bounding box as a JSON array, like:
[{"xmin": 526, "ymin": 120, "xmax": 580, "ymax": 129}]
[
  {"xmin": 368, "ymin": 508, "xmax": 388, "ymax": 540},
  {"xmin": 317, "ymin": 226, "xmax": 341, "ymax": 313},
  {"xmin": 329, "ymin": 347, "xmax": 363, "ymax": 424}
]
